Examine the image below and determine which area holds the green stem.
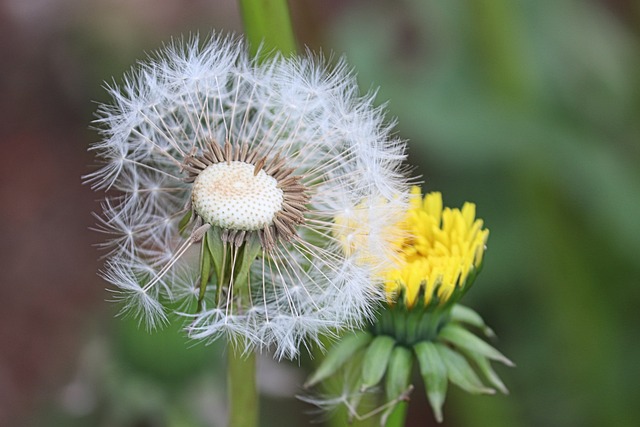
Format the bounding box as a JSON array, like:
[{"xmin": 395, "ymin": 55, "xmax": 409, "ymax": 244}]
[
  {"xmin": 239, "ymin": 0, "xmax": 297, "ymax": 60},
  {"xmin": 226, "ymin": 3, "xmax": 295, "ymax": 426},
  {"xmin": 228, "ymin": 340, "xmax": 258, "ymax": 427},
  {"xmin": 384, "ymin": 402, "xmax": 408, "ymax": 427}
]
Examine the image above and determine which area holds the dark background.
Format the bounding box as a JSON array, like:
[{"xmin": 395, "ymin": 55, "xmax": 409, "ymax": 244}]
[{"xmin": 1, "ymin": 0, "xmax": 639, "ymax": 426}]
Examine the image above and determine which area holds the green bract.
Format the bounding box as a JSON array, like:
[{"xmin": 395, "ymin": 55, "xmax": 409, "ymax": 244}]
[{"xmin": 305, "ymin": 304, "xmax": 512, "ymax": 425}]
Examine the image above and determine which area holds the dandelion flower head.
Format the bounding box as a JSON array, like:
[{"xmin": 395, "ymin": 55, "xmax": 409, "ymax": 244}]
[
  {"xmin": 86, "ymin": 34, "xmax": 408, "ymax": 358},
  {"xmin": 385, "ymin": 186, "xmax": 489, "ymax": 308},
  {"xmin": 306, "ymin": 187, "xmax": 503, "ymax": 425}
]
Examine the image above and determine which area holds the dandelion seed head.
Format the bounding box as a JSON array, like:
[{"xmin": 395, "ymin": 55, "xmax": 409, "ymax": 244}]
[
  {"xmin": 87, "ymin": 32, "xmax": 409, "ymax": 358},
  {"xmin": 192, "ymin": 161, "xmax": 284, "ymax": 231}
]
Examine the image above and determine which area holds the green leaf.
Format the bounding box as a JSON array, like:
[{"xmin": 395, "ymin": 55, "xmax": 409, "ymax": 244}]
[
  {"xmin": 436, "ymin": 343, "xmax": 495, "ymax": 395},
  {"xmin": 305, "ymin": 331, "xmax": 373, "ymax": 388},
  {"xmin": 439, "ymin": 323, "xmax": 514, "ymax": 367},
  {"xmin": 450, "ymin": 305, "xmax": 496, "ymax": 338},
  {"xmin": 464, "ymin": 351, "xmax": 509, "ymax": 395},
  {"xmin": 360, "ymin": 335, "xmax": 396, "ymax": 390},
  {"xmin": 414, "ymin": 341, "xmax": 448, "ymax": 423},
  {"xmin": 382, "ymin": 345, "xmax": 413, "ymax": 426}
]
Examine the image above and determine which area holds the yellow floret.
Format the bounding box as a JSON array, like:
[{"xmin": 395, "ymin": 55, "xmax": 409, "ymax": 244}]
[{"xmin": 385, "ymin": 187, "xmax": 489, "ymax": 308}]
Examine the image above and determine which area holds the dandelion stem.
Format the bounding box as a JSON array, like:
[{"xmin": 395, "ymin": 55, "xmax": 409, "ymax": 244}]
[
  {"xmin": 238, "ymin": 0, "xmax": 297, "ymax": 60},
  {"xmin": 383, "ymin": 403, "xmax": 408, "ymax": 427},
  {"xmin": 227, "ymin": 3, "xmax": 296, "ymax": 426},
  {"xmin": 228, "ymin": 339, "xmax": 258, "ymax": 427}
]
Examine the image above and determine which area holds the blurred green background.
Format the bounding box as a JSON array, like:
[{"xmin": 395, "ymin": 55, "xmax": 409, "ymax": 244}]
[{"xmin": 1, "ymin": 0, "xmax": 639, "ymax": 426}]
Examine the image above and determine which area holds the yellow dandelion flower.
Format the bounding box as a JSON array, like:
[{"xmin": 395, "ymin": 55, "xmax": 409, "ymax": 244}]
[
  {"xmin": 385, "ymin": 186, "xmax": 489, "ymax": 308},
  {"xmin": 310, "ymin": 187, "xmax": 508, "ymax": 425},
  {"xmin": 310, "ymin": 187, "xmax": 509, "ymax": 425}
]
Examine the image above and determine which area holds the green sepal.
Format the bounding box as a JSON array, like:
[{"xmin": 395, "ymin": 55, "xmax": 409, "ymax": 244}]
[
  {"xmin": 360, "ymin": 335, "xmax": 396, "ymax": 390},
  {"xmin": 436, "ymin": 343, "xmax": 495, "ymax": 395},
  {"xmin": 439, "ymin": 323, "xmax": 514, "ymax": 367},
  {"xmin": 414, "ymin": 341, "xmax": 447, "ymax": 423},
  {"xmin": 197, "ymin": 231, "xmax": 212, "ymax": 311},
  {"xmin": 463, "ymin": 350, "xmax": 509, "ymax": 394},
  {"xmin": 232, "ymin": 235, "xmax": 262, "ymax": 292},
  {"xmin": 305, "ymin": 331, "xmax": 373, "ymax": 388},
  {"xmin": 381, "ymin": 345, "xmax": 413, "ymax": 426},
  {"xmin": 405, "ymin": 309, "xmax": 421, "ymax": 344},
  {"xmin": 178, "ymin": 210, "xmax": 193, "ymax": 236},
  {"xmin": 392, "ymin": 305, "xmax": 407, "ymax": 343},
  {"xmin": 206, "ymin": 227, "xmax": 225, "ymax": 279},
  {"xmin": 206, "ymin": 227, "xmax": 226, "ymax": 306},
  {"xmin": 415, "ymin": 308, "xmax": 449, "ymax": 343},
  {"xmin": 450, "ymin": 304, "xmax": 496, "ymax": 338}
]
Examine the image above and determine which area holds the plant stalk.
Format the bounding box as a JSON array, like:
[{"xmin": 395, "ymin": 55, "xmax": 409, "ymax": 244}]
[
  {"xmin": 384, "ymin": 402, "xmax": 408, "ymax": 427},
  {"xmin": 226, "ymin": 2, "xmax": 296, "ymax": 426},
  {"xmin": 228, "ymin": 340, "xmax": 258, "ymax": 427},
  {"xmin": 238, "ymin": 0, "xmax": 297, "ymax": 60}
]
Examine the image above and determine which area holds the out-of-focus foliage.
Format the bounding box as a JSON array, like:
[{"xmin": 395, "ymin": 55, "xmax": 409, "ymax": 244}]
[
  {"xmin": 32, "ymin": 316, "xmax": 227, "ymax": 427},
  {"xmin": 10, "ymin": 0, "xmax": 639, "ymax": 426},
  {"xmin": 329, "ymin": 0, "xmax": 640, "ymax": 426},
  {"xmin": 32, "ymin": 313, "xmax": 308, "ymax": 427}
]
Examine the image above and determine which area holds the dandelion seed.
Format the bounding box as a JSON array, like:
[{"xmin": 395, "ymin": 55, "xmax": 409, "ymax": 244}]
[{"xmin": 87, "ymin": 33, "xmax": 408, "ymax": 358}]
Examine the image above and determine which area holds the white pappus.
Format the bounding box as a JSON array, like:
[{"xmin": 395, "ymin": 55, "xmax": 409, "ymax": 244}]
[{"xmin": 87, "ymin": 33, "xmax": 409, "ymax": 359}]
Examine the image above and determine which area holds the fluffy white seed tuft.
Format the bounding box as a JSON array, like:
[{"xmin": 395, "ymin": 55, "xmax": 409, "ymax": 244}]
[{"xmin": 87, "ymin": 33, "xmax": 409, "ymax": 358}]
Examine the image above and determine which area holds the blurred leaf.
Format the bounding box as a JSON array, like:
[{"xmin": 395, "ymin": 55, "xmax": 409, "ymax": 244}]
[
  {"xmin": 115, "ymin": 314, "xmax": 223, "ymax": 385},
  {"xmin": 330, "ymin": 0, "xmax": 640, "ymax": 426}
]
